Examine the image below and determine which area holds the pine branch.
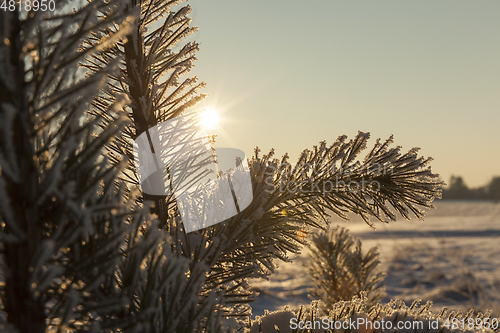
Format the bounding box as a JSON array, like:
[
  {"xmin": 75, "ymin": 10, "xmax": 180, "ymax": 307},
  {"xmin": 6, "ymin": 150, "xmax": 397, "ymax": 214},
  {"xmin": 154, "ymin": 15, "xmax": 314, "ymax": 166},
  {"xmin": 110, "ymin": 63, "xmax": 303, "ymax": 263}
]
[{"xmin": 256, "ymin": 132, "xmax": 443, "ymax": 228}]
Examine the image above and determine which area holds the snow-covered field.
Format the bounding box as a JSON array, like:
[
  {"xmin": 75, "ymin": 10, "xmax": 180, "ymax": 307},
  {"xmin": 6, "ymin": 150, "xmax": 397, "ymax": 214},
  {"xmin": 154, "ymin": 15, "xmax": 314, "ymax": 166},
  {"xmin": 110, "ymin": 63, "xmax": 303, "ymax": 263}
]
[{"xmin": 250, "ymin": 201, "xmax": 500, "ymax": 318}]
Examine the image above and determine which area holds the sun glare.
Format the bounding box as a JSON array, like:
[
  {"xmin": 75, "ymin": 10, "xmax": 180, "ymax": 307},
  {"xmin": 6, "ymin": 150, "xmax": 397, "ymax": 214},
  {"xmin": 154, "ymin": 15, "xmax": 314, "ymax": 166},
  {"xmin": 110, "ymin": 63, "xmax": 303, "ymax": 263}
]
[{"xmin": 200, "ymin": 108, "xmax": 220, "ymax": 129}]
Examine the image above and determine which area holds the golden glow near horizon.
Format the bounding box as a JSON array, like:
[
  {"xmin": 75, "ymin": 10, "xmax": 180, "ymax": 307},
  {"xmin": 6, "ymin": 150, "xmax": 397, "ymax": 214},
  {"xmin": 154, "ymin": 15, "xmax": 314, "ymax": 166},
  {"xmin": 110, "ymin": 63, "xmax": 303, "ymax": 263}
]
[{"xmin": 200, "ymin": 108, "xmax": 220, "ymax": 130}]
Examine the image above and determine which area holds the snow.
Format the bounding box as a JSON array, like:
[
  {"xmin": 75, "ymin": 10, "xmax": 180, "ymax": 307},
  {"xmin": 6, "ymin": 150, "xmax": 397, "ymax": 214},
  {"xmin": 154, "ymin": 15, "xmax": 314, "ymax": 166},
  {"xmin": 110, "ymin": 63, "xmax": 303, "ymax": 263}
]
[{"xmin": 250, "ymin": 200, "xmax": 500, "ymax": 318}]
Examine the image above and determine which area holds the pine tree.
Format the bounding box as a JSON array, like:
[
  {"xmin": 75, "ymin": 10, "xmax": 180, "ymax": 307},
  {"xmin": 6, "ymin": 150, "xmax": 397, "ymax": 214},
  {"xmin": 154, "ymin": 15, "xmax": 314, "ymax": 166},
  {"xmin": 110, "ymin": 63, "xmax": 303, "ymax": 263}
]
[
  {"xmin": 1, "ymin": 0, "xmax": 445, "ymax": 332},
  {"xmin": 0, "ymin": 2, "xmax": 224, "ymax": 332},
  {"xmin": 84, "ymin": 0, "xmax": 444, "ymax": 323}
]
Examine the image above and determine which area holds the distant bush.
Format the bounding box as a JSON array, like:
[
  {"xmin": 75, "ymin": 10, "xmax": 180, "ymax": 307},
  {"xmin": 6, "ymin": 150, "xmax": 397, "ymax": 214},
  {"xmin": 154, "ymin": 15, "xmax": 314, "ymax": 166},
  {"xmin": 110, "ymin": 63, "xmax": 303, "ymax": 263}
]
[
  {"xmin": 488, "ymin": 177, "xmax": 500, "ymax": 203},
  {"xmin": 307, "ymin": 227, "xmax": 385, "ymax": 314},
  {"xmin": 441, "ymin": 175, "xmax": 500, "ymax": 202}
]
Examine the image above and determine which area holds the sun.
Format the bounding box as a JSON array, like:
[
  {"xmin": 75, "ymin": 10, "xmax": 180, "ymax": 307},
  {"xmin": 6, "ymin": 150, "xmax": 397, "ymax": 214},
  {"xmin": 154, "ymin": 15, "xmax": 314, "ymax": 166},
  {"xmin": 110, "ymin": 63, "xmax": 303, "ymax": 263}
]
[{"xmin": 200, "ymin": 108, "xmax": 219, "ymax": 129}]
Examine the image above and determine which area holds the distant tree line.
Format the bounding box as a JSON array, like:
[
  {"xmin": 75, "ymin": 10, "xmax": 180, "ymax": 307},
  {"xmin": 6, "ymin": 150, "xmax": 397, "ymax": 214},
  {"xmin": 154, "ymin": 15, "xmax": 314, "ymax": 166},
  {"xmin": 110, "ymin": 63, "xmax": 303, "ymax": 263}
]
[{"xmin": 442, "ymin": 176, "xmax": 500, "ymax": 202}]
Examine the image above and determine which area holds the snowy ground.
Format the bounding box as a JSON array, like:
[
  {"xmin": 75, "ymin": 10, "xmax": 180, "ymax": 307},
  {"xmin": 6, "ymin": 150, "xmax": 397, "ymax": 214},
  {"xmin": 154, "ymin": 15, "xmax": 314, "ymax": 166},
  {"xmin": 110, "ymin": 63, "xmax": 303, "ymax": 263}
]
[{"xmin": 250, "ymin": 201, "xmax": 500, "ymax": 318}]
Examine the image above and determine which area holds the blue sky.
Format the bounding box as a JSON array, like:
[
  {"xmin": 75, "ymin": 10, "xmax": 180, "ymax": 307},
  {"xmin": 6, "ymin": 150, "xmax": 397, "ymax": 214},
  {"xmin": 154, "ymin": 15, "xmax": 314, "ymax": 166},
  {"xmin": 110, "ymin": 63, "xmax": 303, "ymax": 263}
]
[{"xmin": 188, "ymin": 0, "xmax": 500, "ymax": 188}]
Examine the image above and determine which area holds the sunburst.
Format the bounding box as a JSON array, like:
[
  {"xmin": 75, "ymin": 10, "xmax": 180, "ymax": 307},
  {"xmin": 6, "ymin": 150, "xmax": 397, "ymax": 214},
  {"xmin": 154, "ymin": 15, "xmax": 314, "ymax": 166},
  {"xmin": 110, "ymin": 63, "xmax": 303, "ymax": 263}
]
[{"xmin": 200, "ymin": 108, "xmax": 219, "ymax": 130}]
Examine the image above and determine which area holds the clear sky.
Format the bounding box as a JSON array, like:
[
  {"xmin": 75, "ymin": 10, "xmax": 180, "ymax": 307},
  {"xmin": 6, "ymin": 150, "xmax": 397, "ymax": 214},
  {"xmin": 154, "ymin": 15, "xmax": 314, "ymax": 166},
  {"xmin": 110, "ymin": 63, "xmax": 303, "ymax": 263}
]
[{"xmin": 187, "ymin": 0, "xmax": 500, "ymax": 188}]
